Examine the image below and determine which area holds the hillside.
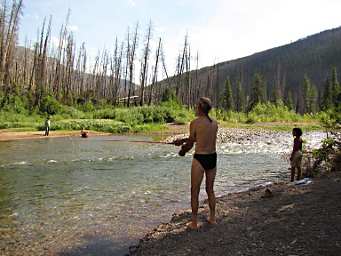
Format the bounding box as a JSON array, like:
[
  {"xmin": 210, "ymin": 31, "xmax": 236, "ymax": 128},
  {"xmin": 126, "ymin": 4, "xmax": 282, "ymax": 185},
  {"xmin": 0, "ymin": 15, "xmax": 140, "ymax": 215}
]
[{"xmin": 162, "ymin": 26, "xmax": 341, "ymax": 109}]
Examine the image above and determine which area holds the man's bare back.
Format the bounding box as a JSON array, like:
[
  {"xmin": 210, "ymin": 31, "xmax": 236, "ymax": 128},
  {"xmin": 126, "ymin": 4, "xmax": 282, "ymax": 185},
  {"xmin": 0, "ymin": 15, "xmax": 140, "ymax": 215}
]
[{"xmin": 190, "ymin": 116, "xmax": 218, "ymax": 154}]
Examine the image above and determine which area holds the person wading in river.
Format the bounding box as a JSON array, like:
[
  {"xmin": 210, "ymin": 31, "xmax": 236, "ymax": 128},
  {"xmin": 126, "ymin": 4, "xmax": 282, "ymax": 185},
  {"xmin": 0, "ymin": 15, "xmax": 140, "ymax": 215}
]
[
  {"xmin": 174, "ymin": 97, "xmax": 218, "ymax": 229},
  {"xmin": 44, "ymin": 116, "xmax": 51, "ymax": 136}
]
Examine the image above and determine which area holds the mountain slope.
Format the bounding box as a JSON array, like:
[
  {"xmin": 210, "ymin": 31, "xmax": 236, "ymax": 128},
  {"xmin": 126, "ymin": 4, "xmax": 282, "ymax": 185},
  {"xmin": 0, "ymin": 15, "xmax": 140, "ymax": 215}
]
[{"xmin": 169, "ymin": 26, "xmax": 341, "ymax": 107}]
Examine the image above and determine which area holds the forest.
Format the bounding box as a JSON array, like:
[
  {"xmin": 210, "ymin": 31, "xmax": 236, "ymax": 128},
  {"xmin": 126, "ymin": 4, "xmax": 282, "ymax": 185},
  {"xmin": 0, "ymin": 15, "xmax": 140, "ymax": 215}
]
[{"xmin": 0, "ymin": 0, "xmax": 340, "ymax": 132}]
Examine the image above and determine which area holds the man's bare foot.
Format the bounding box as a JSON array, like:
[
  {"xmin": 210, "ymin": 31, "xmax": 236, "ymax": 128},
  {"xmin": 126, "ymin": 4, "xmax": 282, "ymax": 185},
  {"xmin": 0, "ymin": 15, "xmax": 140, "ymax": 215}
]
[
  {"xmin": 186, "ymin": 221, "xmax": 199, "ymax": 230},
  {"xmin": 207, "ymin": 217, "xmax": 217, "ymax": 225}
]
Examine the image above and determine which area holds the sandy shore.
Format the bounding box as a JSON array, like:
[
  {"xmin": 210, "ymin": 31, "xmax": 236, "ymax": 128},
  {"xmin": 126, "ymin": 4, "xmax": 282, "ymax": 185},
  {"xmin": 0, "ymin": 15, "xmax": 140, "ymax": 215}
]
[
  {"xmin": 0, "ymin": 123, "xmax": 189, "ymax": 142},
  {"xmin": 0, "ymin": 130, "xmax": 112, "ymax": 142},
  {"xmin": 131, "ymin": 171, "xmax": 341, "ymax": 256}
]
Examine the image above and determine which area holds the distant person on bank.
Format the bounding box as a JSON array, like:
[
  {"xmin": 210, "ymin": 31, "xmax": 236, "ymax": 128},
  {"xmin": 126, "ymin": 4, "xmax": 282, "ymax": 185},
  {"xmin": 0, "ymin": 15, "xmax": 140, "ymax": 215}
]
[
  {"xmin": 174, "ymin": 97, "xmax": 218, "ymax": 229},
  {"xmin": 44, "ymin": 116, "xmax": 51, "ymax": 136},
  {"xmin": 290, "ymin": 128, "xmax": 303, "ymax": 182}
]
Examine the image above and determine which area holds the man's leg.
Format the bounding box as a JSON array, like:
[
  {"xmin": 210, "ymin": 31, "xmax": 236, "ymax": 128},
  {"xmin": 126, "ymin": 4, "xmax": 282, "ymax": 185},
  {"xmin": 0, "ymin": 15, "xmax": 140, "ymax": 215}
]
[
  {"xmin": 205, "ymin": 167, "xmax": 217, "ymax": 224},
  {"xmin": 189, "ymin": 159, "xmax": 204, "ymax": 229}
]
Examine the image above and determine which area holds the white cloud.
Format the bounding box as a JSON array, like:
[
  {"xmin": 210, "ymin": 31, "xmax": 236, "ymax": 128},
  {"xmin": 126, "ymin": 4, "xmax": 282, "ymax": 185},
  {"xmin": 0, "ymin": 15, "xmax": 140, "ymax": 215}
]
[{"xmin": 128, "ymin": 0, "xmax": 136, "ymax": 7}]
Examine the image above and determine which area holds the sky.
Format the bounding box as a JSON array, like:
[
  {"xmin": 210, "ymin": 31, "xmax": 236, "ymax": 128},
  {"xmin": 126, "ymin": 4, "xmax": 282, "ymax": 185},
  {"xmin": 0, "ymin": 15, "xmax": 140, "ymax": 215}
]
[{"xmin": 19, "ymin": 0, "xmax": 341, "ymax": 79}]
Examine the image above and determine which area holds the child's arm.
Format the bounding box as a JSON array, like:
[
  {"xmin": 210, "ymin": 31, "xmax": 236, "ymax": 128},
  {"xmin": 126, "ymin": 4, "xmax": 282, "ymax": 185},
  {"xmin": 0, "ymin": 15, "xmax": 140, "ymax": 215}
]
[{"xmin": 290, "ymin": 138, "xmax": 300, "ymax": 160}]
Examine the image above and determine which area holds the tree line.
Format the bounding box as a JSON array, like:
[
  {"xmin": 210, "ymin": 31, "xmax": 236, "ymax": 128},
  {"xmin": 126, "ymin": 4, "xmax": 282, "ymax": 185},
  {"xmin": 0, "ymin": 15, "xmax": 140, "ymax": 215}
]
[
  {"xmin": 218, "ymin": 67, "xmax": 340, "ymax": 113},
  {"xmin": 0, "ymin": 1, "xmax": 201, "ymax": 112},
  {"xmin": 0, "ymin": 0, "xmax": 340, "ymax": 115}
]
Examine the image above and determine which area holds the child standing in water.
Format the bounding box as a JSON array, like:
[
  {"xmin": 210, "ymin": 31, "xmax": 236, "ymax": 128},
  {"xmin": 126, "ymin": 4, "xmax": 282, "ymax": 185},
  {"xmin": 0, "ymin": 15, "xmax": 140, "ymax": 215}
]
[{"xmin": 290, "ymin": 128, "xmax": 303, "ymax": 182}]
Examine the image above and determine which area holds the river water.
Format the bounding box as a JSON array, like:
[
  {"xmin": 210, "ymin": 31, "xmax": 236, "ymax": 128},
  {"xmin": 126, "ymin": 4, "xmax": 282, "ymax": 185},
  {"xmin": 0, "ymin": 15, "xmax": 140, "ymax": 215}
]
[{"xmin": 0, "ymin": 133, "xmax": 325, "ymax": 255}]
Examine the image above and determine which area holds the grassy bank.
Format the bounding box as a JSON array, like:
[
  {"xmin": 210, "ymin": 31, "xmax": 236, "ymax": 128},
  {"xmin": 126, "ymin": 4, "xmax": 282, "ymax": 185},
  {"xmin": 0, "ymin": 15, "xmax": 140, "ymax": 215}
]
[
  {"xmin": 0, "ymin": 97, "xmax": 324, "ymax": 133},
  {"xmin": 0, "ymin": 99, "xmax": 194, "ymax": 133}
]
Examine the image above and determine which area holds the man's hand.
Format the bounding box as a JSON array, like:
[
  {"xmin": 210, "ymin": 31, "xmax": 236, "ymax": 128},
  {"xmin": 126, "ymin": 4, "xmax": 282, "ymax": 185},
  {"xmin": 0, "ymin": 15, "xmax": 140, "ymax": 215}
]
[
  {"xmin": 172, "ymin": 138, "xmax": 188, "ymax": 146},
  {"xmin": 179, "ymin": 148, "xmax": 186, "ymax": 156}
]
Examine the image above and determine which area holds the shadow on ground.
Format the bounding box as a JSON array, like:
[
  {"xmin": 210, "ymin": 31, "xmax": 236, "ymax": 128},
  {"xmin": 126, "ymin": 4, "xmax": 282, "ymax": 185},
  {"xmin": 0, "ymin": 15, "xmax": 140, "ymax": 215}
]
[{"xmin": 57, "ymin": 234, "xmax": 131, "ymax": 256}]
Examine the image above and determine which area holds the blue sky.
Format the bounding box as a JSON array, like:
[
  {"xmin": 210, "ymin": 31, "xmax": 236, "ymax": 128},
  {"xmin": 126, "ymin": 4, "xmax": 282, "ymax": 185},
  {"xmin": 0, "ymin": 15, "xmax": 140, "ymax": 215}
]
[{"xmin": 20, "ymin": 0, "xmax": 341, "ymax": 76}]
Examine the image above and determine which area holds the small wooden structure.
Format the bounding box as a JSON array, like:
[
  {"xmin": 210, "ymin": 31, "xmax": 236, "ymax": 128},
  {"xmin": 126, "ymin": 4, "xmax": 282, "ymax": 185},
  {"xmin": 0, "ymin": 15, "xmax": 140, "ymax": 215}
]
[{"xmin": 118, "ymin": 95, "xmax": 139, "ymax": 105}]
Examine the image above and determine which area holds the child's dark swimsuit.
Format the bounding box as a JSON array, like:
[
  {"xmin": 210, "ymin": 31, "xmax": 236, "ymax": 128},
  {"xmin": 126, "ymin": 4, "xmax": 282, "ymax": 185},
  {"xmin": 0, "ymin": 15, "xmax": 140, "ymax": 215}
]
[{"xmin": 193, "ymin": 153, "xmax": 217, "ymax": 171}]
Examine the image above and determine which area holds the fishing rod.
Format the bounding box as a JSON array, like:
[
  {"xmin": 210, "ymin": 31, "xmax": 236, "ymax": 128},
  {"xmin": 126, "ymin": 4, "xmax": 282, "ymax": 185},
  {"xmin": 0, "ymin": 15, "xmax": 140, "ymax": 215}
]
[
  {"xmin": 103, "ymin": 137, "xmax": 189, "ymax": 145},
  {"xmin": 103, "ymin": 139, "xmax": 175, "ymax": 145}
]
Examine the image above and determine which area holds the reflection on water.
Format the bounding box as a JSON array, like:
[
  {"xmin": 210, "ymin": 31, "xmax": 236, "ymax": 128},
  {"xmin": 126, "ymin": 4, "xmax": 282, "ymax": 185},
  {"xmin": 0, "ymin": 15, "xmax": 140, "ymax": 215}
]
[{"xmin": 0, "ymin": 135, "xmax": 291, "ymax": 255}]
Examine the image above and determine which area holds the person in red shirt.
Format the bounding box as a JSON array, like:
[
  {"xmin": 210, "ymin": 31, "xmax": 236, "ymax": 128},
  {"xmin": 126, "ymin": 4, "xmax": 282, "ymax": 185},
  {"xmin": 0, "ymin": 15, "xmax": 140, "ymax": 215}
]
[{"xmin": 290, "ymin": 128, "xmax": 303, "ymax": 182}]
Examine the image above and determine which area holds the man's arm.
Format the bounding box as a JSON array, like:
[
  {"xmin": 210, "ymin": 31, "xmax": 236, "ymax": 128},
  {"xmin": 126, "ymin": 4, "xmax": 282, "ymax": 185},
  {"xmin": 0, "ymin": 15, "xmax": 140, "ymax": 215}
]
[{"xmin": 179, "ymin": 121, "xmax": 195, "ymax": 156}]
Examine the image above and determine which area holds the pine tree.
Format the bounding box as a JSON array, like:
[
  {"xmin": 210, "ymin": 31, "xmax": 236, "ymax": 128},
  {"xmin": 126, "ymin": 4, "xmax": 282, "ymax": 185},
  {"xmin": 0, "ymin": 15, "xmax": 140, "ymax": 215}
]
[
  {"xmin": 223, "ymin": 77, "xmax": 234, "ymax": 111},
  {"xmin": 302, "ymin": 75, "xmax": 318, "ymax": 113},
  {"xmin": 331, "ymin": 67, "xmax": 340, "ymax": 106},
  {"xmin": 235, "ymin": 80, "xmax": 244, "ymax": 112},
  {"xmin": 248, "ymin": 73, "xmax": 265, "ymax": 111},
  {"xmin": 285, "ymin": 89, "xmax": 294, "ymax": 110},
  {"xmin": 302, "ymin": 75, "xmax": 311, "ymax": 113},
  {"xmin": 310, "ymin": 84, "xmax": 318, "ymax": 113},
  {"xmin": 271, "ymin": 84, "xmax": 281, "ymax": 105},
  {"xmin": 321, "ymin": 77, "xmax": 333, "ymax": 110}
]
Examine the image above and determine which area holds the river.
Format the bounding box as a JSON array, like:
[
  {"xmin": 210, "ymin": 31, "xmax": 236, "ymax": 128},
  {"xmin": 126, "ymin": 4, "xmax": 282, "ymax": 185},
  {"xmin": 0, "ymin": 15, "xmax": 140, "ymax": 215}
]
[{"xmin": 0, "ymin": 132, "xmax": 325, "ymax": 255}]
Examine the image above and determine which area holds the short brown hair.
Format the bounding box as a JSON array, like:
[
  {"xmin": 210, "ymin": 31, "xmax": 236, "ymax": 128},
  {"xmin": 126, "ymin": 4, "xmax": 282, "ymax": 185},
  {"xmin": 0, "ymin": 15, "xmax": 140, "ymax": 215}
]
[
  {"xmin": 199, "ymin": 97, "xmax": 212, "ymax": 114},
  {"xmin": 198, "ymin": 97, "xmax": 212, "ymax": 122}
]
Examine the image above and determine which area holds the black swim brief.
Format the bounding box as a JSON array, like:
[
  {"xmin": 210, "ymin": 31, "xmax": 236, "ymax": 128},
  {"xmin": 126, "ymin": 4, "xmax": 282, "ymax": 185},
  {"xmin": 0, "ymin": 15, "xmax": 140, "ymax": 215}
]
[{"xmin": 193, "ymin": 153, "xmax": 217, "ymax": 171}]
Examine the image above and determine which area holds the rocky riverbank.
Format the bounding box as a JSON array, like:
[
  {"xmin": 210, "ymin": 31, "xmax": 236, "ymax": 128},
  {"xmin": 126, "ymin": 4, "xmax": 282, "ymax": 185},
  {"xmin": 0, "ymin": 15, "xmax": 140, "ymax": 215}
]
[
  {"xmin": 165, "ymin": 128, "xmax": 325, "ymax": 154},
  {"xmin": 130, "ymin": 171, "xmax": 341, "ymax": 256}
]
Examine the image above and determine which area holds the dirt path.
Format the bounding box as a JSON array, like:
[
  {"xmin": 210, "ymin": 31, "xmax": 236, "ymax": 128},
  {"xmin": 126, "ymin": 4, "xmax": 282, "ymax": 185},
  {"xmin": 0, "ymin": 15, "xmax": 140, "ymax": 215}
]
[{"xmin": 131, "ymin": 172, "xmax": 341, "ymax": 256}]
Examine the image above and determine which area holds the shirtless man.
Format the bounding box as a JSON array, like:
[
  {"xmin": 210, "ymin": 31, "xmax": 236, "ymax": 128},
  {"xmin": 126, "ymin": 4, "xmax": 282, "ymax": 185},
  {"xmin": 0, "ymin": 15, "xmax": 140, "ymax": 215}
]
[{"xmin": 174, "ymin": 97, "xmax": 218, "ymax": 229}]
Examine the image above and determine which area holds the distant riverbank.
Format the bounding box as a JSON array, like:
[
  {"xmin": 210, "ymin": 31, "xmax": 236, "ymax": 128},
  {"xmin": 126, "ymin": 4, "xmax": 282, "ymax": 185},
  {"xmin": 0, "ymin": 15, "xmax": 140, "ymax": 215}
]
[{"xmin": 0, "ymin": 120, "xmax": 322, "ymax": 143}]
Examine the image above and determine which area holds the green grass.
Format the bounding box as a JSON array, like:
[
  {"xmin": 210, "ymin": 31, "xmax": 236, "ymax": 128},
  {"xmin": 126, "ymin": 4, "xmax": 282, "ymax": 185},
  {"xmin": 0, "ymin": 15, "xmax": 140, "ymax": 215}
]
[
  {"xmin": 0, "ymin": 98, "xmax": 324, "ymax": 134},
  {"xmin": 0, "ymin": 99, "xmax": 193, "ymax": 133}
]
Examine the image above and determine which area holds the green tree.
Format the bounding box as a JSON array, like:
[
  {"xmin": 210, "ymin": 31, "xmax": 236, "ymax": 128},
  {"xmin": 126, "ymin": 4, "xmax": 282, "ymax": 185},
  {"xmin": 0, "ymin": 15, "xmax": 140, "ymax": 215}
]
[
  {"xmin": 271, "ymin": 84, "xmax": 282, "ymax": 105},
  {"xmin": 322, "ymin": 77, "xmax": 333, "ymax": 110},
  {"xmin": 303, "ymin": 75, "xmax": 318, "ymax": 113},
  {"xmin": 223, "ymin": 77, "xmax": 234, "ymax": 111},
  {"xmin": 161, "ymin": 88, "xmax": 177, "ymax": 102},
  {"xmin": 248, "ymin": 73, "xmax": 266, "ymax": 111},
  {"xmin": 331, "ymin": 67, "xmax": 340, "ymax": 106},
  {"xmin": 310, "ymin": 84, "xmax": 318, "ymax": 113},
  {"xmin": 235, "ymin": 80, "xmax": 244, "ymax": 112},
  {"xmin": 285, "ymin": 89, "xmax": 294, "ymax": 110}
]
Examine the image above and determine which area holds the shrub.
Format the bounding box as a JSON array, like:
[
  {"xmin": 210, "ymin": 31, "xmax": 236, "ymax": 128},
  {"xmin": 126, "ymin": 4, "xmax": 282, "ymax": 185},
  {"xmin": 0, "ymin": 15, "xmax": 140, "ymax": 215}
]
[
  {"xmin": 40, "ymin": 95, "xmax": 62, "ymax": 115},
  {"xmin": 1, "ymin": 95, "xmax": 28, "ymax": 114},
  {"xmin": 248, "ymin": 102, "xmax": 303, "ymax": 122},
  {"xmin": 93, "ymin": 108, "xmax": 116, "ymax": 119}
]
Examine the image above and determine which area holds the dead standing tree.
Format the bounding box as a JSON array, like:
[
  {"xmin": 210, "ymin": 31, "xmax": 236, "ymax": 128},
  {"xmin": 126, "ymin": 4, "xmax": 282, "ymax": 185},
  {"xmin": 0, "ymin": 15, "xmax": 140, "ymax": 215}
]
[
  {"xmin": 127, "ymin": 23, "xmax": 138, "ymax": 107},
  {"xmin": 34, "ymin": 16, "xmax": 52, "ymax": 107},
  {"xmin": 53, "ymin": 11, "xmax": 70, "ymax": 100},
  {"xmin": 139, "ymin": 21, "xmax": 152, "ymax": 106},
  {"xmin": 176, "ymin": 34, "xmax": 188, "ymax": 98},
  {"xmin": 112, "ymin": 39, "xmax": 124, "ymax": 104},
  {"xmin": 0, "ymin": 0, "xmax": 23, "ymax": 106},
  {"xmin": 148, "ymin": 37, "xmax": 161, "ymax": 105}
]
